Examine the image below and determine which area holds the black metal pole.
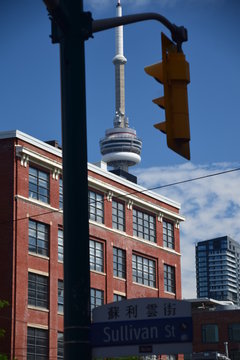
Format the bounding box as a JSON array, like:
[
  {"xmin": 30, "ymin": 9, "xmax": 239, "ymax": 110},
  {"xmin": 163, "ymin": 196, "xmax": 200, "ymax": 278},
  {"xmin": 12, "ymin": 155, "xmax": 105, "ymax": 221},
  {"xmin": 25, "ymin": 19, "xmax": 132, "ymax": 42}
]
[
  {"xmin": 59, "ymin": 0, "xmax": 91, "ymax": 359},
  {"xmin": 43, "ymin": 2, "xmax": 189, "ymax": 358}
]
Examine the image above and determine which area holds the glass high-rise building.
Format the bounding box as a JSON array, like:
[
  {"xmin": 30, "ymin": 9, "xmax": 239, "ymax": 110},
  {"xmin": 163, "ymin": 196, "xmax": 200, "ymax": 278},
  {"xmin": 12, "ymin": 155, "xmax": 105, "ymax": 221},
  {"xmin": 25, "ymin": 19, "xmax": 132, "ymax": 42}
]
[{"xmin": 196, "ymin": 236, "xmax": 240, "ymax": 305}]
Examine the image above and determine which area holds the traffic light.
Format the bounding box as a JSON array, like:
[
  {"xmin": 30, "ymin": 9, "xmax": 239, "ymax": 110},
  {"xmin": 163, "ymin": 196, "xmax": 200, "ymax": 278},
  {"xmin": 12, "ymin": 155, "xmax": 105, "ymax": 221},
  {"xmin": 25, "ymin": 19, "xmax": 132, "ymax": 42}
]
[{"xmin": 144, "ymin": 32, "xmax": 190, "ymax": 160}]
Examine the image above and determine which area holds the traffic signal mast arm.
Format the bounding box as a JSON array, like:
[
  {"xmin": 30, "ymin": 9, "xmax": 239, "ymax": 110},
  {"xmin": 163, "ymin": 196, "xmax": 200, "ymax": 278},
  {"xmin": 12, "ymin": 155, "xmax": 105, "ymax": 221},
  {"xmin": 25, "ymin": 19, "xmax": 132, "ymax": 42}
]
[
  {"xmin": 43, "ymin": 1, "xmax": 187, "ymax": 49},
  {"xmin": 92, "ymin": 13, "xmax": 187, "ymax": 51}
]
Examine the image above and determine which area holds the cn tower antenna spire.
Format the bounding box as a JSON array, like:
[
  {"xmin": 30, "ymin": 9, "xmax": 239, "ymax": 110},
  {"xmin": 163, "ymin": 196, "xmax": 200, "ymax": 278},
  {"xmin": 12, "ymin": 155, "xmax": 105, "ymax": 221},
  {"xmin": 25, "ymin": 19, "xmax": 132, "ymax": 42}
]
[
  {"xmin": 99, "ymin": 1, "xmax": 142, "ymax": 173},
  {"xmin": 113, "ymin": 0, "xmax": 127, "ymax": 128}
]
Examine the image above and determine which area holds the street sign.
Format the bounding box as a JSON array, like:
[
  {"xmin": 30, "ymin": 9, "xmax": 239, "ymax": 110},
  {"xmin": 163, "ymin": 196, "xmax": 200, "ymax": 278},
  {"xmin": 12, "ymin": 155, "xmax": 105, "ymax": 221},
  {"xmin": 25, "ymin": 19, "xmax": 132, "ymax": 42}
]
[{"xmin": 91, "ymin": 298, "xmax": 192, "ymax": 357}]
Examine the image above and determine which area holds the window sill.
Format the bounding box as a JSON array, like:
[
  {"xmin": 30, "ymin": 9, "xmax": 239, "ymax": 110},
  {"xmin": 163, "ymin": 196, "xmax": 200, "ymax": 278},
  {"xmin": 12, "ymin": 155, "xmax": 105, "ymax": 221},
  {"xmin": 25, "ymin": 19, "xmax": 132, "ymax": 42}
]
[
  {"xmin": 113, "ymin": 276, "xmax": 126, "ymax": 282},
  {"xmin": 28, "ymin": 252, "xmax": 50, "ymax": 260},
  {"xmin": 112, "ymin": 227, "xmax": 126, "ymax": 234},
  {"xmin": 28, "ymin": 305, "xmax": 49, "ymax": 313},
  {"xmin": 15, "ymin": 195, "xmax": 61, "ymax": 212},
  {"xmin": 132, "ymin": 282, "xmax": 158, "ymax": 291},
  {"xmin": 90, "ymin": 269, "xmax": 106, "ymax": 276},
  {"xmin": 164, "ymin": 290, "xmax": 176, "ymax": 296}
]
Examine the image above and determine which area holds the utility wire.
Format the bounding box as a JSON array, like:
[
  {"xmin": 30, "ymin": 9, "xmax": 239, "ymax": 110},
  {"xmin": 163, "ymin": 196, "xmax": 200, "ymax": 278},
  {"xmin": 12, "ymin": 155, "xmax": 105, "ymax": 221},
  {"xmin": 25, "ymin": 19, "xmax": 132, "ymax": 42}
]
[
  {"xmin": 142, "ymin": 166, "xmax": 240, "ymax": 192},
  {"xmin": 1, "ymin": 166, "xmax": 240, "ymax": 226}
]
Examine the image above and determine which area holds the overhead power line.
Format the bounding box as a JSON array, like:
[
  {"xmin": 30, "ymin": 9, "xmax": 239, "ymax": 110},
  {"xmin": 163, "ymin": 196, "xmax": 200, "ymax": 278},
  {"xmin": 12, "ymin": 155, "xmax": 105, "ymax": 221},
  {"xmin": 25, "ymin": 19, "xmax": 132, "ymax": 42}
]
[
  {"xmin": 1, "ymin": 166, "xmax": 240, "ymax": 226},
  {"xmin": 141, "ymin": 166, "xmax": 240, "ymax": 193}
]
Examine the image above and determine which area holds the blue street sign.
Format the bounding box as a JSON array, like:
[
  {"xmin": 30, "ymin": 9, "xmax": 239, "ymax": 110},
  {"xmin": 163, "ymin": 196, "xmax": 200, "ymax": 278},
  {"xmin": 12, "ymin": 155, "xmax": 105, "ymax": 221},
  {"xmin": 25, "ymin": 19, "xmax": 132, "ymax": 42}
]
[
  {"xmin": 91, "ymin": 298, "xmax": 193, "ymax": 357},
  {"xmin": 91, "ymin": 316, "xmax": 192, "ymax": 347}
]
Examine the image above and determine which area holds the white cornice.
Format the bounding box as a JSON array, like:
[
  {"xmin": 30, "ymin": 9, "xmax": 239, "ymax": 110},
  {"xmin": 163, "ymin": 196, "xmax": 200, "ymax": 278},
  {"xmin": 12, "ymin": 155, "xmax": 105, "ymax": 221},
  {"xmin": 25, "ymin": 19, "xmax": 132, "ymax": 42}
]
[
  {"xmin": 1, "ymin": 130, "xmax": 62, "ymax": 157},
  {"xmin": 88, "ymin": 162, "xmax": 182, "ymax": 211},
  {"xmin": 88, "ymin": 175, "xmax": 184, "ymax": 222},
  {"xmin": 16, "ymin": 145, "xmax": 62, "ymax": 168},
  {"xmin": 2, "ymin": 130, "xmax": 182, "ymax": 212}
]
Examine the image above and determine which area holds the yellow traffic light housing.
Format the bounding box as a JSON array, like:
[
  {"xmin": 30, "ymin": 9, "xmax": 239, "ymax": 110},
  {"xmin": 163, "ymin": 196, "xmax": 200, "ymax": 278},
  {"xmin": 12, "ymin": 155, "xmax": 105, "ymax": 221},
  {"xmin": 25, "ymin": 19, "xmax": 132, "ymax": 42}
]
[{"xmin": 145, "ymin": 32, "xmax": 190, "ymax": 160}]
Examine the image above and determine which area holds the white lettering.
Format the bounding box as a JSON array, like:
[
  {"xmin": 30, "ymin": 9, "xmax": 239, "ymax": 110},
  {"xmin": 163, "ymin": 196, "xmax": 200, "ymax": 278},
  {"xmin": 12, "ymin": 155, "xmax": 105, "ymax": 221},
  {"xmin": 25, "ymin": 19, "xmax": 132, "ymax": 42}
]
[
  {"xmin": 112, "ymin": 329, "xmax": 119, "ymax": 342},
  {"xmin": 150, "ymin": 326, "xmax": 158, "ymax": 339},
  {"xmin": 103, "ymin": 325, "xmax": 160, "ymax": 343},
  {"xmin": 103, "ymin": 327, "xmax": 111, "ymax": 343},
  {"xmin": 164, "ymin": 324, "xmax": 175, "ymax": 338},
  {"xmin": 141, "ymin": 327, "xmax": 149, "ymax": 340},
  {"xmin": 133, "ymin": 327, "xmax": 142, "ymax": 340},
  {"xmin": 124, "ymin": 325, "xmax": 128, "ymax": 341}
]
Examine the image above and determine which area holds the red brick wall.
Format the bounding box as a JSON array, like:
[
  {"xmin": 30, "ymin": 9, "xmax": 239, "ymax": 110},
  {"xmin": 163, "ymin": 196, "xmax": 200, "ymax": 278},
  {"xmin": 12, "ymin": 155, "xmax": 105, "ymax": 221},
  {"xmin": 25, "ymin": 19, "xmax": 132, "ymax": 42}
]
[
  {"xmin": 0, "ymin": 135, "xmax": 182, "ymax": 359},
  {"xmin": 13, "ymin": 155, "xmax": 63, "ymax": 359},
  {"xmin": 193, "ymin": 309, "xmax": 240, "ymax": 355}
]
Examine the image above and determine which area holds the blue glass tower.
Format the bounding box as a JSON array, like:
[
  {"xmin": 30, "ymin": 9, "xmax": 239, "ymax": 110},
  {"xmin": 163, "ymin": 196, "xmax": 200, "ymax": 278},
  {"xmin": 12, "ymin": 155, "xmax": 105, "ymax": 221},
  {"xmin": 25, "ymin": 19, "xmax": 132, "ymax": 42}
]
[{"xmin": 196, "ymin": 236, "xmax": 240, "ymax": 305}]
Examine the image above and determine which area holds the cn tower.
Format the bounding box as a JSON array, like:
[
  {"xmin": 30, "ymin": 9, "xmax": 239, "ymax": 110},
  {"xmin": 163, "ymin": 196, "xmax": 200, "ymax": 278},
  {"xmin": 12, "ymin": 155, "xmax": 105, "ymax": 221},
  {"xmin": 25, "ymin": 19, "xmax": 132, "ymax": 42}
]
[{"xmin": 99, "ymin": 0, "xmax": 142, "ymax": 173}]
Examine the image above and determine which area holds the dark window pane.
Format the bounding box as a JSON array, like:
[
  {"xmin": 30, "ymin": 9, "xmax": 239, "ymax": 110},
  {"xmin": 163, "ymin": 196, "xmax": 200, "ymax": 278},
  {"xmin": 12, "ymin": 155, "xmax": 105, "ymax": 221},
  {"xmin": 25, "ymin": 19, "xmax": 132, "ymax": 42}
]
[
  {"xmin": 28, "ymin": 220, "xmax": 49, "ymax": 257},
  {"xmin": 132, "ymin": 254, "xmax": 156, "ymax": 288},
  {"xmin": 133, "ymin": 209, "xmax": 156, "ymax": 243},
  {"xmin": 28, "ymin": 273, "xmax": 48, "ymax": 309},
  {"xmin": 113, "ymin": 247, "xmax": 126, "ymax": 279},
  {"xmin": 29, "ymin": 166, "xmax": 49, "ymax": 204},
  {"xmin": 164, "ymin": 264, "xmax": 176, "ymax": 293},
  {"xmin": 202, "ymin": 324, "xmax": 219, "ymax": 343},
  {"xmin": 27, "ymin": 327, "xmax": 48, "ymax": 359},
  {"xmin": 89, "ymin": 240, "xmax": 104, "ymax": 272},
  {"xmin": 88, "ymin": 190, "xmax": 104, "ymax": 223},
  {"xmin": 112, "ymin": 200, "xmax": 125, "ymax": 232},
  {"xmin": 163, "ymin": 220, "xmax": 175, "ymax": 249},
  {"xmin": 58, "ymin": 280, "xmax": 64, "ymax": 313},
  {"xmin": 90, "ymin": 288, "xmax": 104, "ymax": 318}
]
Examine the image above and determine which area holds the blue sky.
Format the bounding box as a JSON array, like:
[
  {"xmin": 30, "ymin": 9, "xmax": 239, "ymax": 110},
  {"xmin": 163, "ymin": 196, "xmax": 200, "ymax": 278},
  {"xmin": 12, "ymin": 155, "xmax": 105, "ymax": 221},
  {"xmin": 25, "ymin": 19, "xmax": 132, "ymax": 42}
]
[{"xmin": 1, "ymin": 0, "xmax": 240, "ymax": 298}]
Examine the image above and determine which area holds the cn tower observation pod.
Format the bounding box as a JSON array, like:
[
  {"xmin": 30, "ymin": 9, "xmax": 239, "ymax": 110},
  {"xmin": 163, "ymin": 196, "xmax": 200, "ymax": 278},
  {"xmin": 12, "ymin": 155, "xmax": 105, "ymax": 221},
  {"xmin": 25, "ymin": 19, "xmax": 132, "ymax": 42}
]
[{"xmin": 100, "ymin": 127, "xmax": 142, "ymax": 169}]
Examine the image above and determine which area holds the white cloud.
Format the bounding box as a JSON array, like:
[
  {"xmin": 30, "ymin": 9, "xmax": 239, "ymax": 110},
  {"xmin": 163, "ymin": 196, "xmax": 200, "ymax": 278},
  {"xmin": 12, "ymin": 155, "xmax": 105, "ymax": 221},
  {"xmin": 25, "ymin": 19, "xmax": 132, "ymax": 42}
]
[{"xmin": 134, "ymin": 162, "xmax": 240, "ymax": 299}]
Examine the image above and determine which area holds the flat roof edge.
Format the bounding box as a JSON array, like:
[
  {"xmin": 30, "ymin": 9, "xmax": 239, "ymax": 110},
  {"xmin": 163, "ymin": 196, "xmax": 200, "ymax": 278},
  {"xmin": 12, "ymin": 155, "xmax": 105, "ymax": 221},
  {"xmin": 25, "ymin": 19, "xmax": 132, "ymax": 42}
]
[
  {"xmin": 0, "ymin": 130, "xmax": 181, "ymax": 210},
  {"xmin": 0, "ymin": 130, "xmax": 62, "ymax": 157}
]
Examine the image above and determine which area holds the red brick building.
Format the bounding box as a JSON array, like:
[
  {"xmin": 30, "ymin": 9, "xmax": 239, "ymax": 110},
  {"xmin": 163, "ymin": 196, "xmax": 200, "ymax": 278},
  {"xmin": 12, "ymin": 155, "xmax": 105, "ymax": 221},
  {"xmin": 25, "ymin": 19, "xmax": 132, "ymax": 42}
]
[
  {"xmin": 191, "ymin": 299, "xmax": 240, "ymax": 359},
  {"xmin": 0, "ymin": 130, "xmax": 184, "ymax": 359}
]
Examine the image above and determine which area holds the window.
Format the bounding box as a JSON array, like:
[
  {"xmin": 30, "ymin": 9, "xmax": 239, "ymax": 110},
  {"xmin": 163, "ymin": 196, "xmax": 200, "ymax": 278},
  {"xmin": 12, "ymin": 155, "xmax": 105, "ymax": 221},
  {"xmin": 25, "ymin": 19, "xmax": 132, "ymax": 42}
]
[
  {"xmin": 90, "ymin": 288, "xmax": 104, "ymax": 314},
  {"xmin": 59, "ymin": 178, "xmax": 63, "ymax": 210},
  {"xmin": 114, "ymin": 294, "xmax": 126, "ymax": 302},
  {"xmin": 133, "ymin": 209, "xmax": 156, "ymax": 242},
  {"xmin": 27, "ymin": 327, "xmax": 48, "ymax": 359},
  {"xmin": 29, "ymin": 166, "xmax": 49, "ymax": 203},
  {"xmin": 163, "ymin": 220, "xmax": 174, "ymax": 249},
  {"xmin": 88, "ymin": 190, "xmax": 104, "ymax": 223},
  {"xmin": 132, "ymin": 254, "xmax": 156, "ymax": 288},
  {"xmin": 112, "ymin": 200, "xmax": 125, "ymax": 231},
  {"xmin": 57, "ymin": 332, "xmax": 64, "ymax": 360},
  {"xmin": 202, "ymin": 324, "xmax": 219, "ymax": 343},
  {"xmin": 28, "ymin": 273, "xmax": 48, "ymax": 309},
  {"xmin": 58, "ymin": 228, "xmax": 63, "ymax": 262},
  {"xmin": 29, "ymin": 220, "xmax": 49, "ymax": 257},
  {"xmin": 164, "ymin": 264, "xmax": 176, "ymax": 293},
  {"xmin": 197, "ymin": 245, "xmax": 207, "ymax": 251},
  {"xmin": 58, "ymin": 280, "xmax": 64, "ymax": 313},
  {"xmin": 229, "ymin": 323, "xmax": 240, "ymax": 341},
  {"xmin": 113, "ymin": 247, "xmax": 126, "ymax": 279},
  {"xmin": 90, "ymin": 240, "xmax": 103, "ymax": 272}
]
